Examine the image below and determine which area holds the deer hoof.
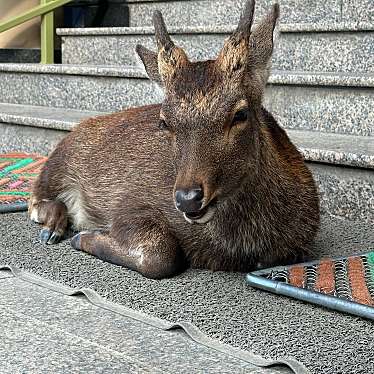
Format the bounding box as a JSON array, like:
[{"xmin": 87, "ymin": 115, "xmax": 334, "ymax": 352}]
[
  {"xmin": 71, "ymin": 232, "xmax": 82, "ymax": 250},
  {"xmin": 39, "ymin": 228, "xmax": 62, "ymax": 245}
]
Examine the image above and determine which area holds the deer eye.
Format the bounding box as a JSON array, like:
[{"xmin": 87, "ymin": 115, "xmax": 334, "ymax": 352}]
[
  {"xmin": 232, "ymin": 108, "xmax": 248, "ymax": 126},
  {"xmin": 158, "ymin": 119, "xmax": 170, "ymax": 131}
]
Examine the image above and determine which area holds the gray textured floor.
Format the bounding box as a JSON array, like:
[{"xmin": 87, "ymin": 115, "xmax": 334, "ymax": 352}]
[
  {"xmin": 1, "ymin": 212, "xmax": 374, "ymax": 374},
  {"xmin": 0, "ymin": 271, "xmax": 289, "ymax": 374}
]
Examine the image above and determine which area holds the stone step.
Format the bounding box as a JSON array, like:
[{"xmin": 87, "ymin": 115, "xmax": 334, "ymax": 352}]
[
  {"xmin": 0, "ymin": 102, "xmax": 373, "ymax": 169},
  {"xmin": 309, "ymin": 163, "xmax": 373, "ymax": 224},
  {"xmin": 0, "ymin": 103, "xmax": 372, "ymax": 223},
  {"xmin": 58, "ymin": 23, "xmax": 374, "ymax": 74},
  {"xmin": 0, "ymin": 122, "xmax": 66, "ymax": 156},
  {"xmin": 0, "ymin": 102, "xmax": 101, "ymax": 132},
  {"xmin": 0, "ymin": 64, "xmax": 372, "ymax": 137},
  {"xmin": 0, "ymin": 64, "xmax": 156, "ymax": 113},
  {"xmin": 289, "ymin": 130, "xmax": 374, "ymax": 170},
  {"xmin": 0, "ymin": 103, "xmax": 102, "ymax": 155},
  {"xmin": 0, "ymin": 49, "xmax": 62, "ymax": 64},
  {"xmin": 0, "ymin": 49, "xmax": 40, "ymax": 63},
  {"xmin": 126, "ymin": 0, "xmax": 374, "ymax": 27},
  {"xmin": 266, "ymin": 71, "xmax": 374, "ymax": 137}
]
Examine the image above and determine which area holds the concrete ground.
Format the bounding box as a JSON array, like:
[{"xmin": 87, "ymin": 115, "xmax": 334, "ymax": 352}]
[{"xmin": 0, "ymin": 269, "xmax": 291, "ymax": 374}]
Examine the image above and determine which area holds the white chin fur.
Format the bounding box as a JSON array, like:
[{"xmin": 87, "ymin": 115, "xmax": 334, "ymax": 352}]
[{"xmin": 183, "ymin": 206, "xmax": 216, "ymax": 224}]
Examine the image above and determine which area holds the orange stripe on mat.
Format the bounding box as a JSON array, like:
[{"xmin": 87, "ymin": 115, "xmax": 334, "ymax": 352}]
[
  {"xmin": 29, "ymin": 167, "xmax": 43, "ymax": 173},
  {"xmin": 0, "ymin": 195, "xmax": 27, "ymax": 202},
  {"xmin": 289, "ymin": 265, "xmax": 305, "ymax": 287},
  {"xmin": 348, "ymin": 257, "xmax": 373, "ymax": 306},
  {"xmin": 0, "ymin": 153, "xmax": 35, "ymax": 158},
  {"xmin": 11, "ymin": 158, "xmax": 47, "ymax": 173},
  {"xmin": 0, "ymin": 162, "xmax": 11, "ymax": 169},
  {"xmin": 315, "ymin": 259, "xmax": 335, "ymax": 295},
  {"xmin": 0, "ymin": 178, "xmax": 11, "ymax": 186},
  {"xmin": 17, "ymin": 176, "xmax": 36, "ymax": 181}
]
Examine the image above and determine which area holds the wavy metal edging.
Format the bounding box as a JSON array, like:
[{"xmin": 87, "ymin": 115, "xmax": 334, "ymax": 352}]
[{"xmin": 0, "ymin": 264, "xmax": 309, "ymax": 374}]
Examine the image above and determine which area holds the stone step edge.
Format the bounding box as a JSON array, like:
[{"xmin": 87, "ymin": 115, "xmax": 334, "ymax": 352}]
[
  {"xmin": 0, "ymin": 103, "xmax": 103, "ymax": 132},
  {"xmin": 1, "ymin": 103, "xmax": 372, "ymax": 170},
  {"xmin": 0, "ymin": 64, "xmax": 373, "ymax": 88},
  {"xmin": 287, "ymin": 130, "xmax": 374, "ymax": 170},
  {"xmin": 57, "ymin": 22, "xmax": 374, "ymax": 36}
]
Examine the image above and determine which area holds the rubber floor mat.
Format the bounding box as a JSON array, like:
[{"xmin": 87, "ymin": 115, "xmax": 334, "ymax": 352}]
[{"xmin": 0, "ymin": 212, "xmax": 373, "ymax": 374}]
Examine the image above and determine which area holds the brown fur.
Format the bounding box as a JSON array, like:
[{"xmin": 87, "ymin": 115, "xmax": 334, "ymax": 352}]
[{"xmin": 30, "ymin": 1, "xmax": 320, "ymax": 279}]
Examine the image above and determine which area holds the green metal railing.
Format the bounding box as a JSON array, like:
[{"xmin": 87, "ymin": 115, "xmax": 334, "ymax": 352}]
[{"xmin": 0, "ymin": 0, "xmax": 73, "ymax": 64}]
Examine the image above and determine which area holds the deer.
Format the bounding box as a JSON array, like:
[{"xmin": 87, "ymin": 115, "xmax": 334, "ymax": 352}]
[{"xmin": 29, "ymin": 0, "xmax": 320, "ymax": 279}]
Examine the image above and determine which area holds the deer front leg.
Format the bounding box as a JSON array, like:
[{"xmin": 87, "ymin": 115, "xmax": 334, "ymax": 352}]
[
  {"xmin": 29, "ymin": 198, "xmax": 68, "ymax": 245},
  {"xmin": 71, "ymin": 216, "xmax": 185, "ymax": 279}
]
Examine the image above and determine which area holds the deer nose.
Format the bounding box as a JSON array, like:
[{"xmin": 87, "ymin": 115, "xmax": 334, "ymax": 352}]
[{"xmin": 175, "ymin": 187, "xmax": 204, "ymax": 213}]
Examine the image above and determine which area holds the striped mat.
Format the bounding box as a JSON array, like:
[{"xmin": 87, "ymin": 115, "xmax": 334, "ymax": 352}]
[
  {"xmin": 265, "ymin": 252, "xmax": 374, "ymax": 307},
  {"xmin": 0, "ymin": 153, "xmax": 47, "ymax": 213}
]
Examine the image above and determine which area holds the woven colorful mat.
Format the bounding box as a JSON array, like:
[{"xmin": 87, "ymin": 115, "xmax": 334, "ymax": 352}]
[
  {"xmin": 0, "ymin": 153, "xmax": 47, "ymax": 213},
  {"xmin": 247, "ymin": 252, "xmax": 374, "ymax": 320},
  {"xmin": 267, "ymin": 253, "xmax": 374, "ymax": 305}
]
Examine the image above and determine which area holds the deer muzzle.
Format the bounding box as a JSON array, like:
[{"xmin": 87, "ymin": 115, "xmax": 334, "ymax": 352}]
[
  {"xmin": 175, "ymin": 187, "xmax": 204, "ymax": 213},
  {"xmin": 174, "ymin": 186, "xmax": 217, "ymax": 224}
]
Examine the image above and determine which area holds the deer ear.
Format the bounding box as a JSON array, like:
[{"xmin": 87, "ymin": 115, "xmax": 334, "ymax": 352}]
[
  {"xmin": 247, "ymin": 4, "xmax": 280, "ymax": 86},
  {"xmin": 135, "ymin": 44, "xmax": 163, "ymax": 86}
]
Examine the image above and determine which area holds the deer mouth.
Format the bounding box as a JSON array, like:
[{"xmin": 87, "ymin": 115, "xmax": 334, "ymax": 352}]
[{"xmin": 183, "ymin": 199, "xmax": 217, "ymax": 224}]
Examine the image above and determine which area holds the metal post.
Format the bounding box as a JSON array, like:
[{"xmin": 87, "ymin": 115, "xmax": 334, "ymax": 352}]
[{"xmin": 41, "ymin": 0, "xmax": 54, "ymax": 64}]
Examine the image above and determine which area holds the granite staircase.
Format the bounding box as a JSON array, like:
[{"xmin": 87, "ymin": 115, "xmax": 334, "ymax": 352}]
[{"xmin": 0, "ymin": 0, "xmax": 373, "ymax": 224}]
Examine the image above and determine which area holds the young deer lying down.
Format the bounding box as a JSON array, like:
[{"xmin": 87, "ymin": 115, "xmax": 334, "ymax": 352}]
[{"xmin": 29, "ymin": 0, "xmax": 320, "ymax": 279}]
